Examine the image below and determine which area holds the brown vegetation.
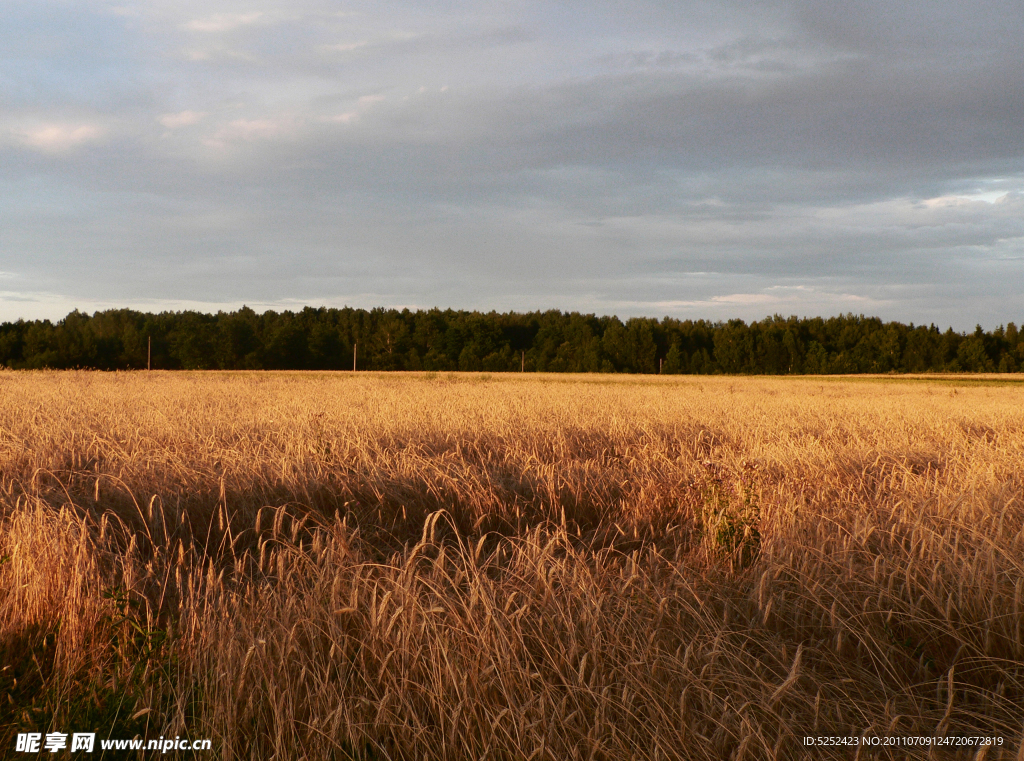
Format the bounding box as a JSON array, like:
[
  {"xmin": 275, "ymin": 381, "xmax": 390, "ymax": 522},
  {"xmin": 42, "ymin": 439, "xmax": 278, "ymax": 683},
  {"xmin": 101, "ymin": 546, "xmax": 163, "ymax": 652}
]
[{"xmin": 2, "ymin": 371, "xmax": 1024, "ymax": 759}]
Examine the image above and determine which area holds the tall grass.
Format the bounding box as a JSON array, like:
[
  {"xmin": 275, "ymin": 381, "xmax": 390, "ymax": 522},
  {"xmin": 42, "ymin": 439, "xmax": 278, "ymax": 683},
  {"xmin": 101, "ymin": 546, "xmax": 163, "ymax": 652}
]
[{"xmin": 2, "ymin": 371, "xmax": 1023, "ymax": 759}]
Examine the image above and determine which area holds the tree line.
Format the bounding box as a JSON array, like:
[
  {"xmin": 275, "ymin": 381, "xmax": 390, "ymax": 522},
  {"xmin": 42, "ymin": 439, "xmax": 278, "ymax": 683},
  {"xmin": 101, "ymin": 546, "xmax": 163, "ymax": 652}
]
[{"xmin": 0, "ymin": 307, "xmax": 1021, "ymax": 374}]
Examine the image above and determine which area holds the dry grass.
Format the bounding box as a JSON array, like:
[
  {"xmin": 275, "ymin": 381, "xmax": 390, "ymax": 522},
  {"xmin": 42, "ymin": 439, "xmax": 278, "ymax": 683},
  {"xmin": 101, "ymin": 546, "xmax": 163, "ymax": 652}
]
[{"xmin": 2, "ymin": 370, "xmax": 1024, "ymax": 759}]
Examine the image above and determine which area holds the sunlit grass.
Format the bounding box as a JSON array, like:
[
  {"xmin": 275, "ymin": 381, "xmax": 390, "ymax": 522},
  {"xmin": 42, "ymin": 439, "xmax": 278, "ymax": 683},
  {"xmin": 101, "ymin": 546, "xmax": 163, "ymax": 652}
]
[{"xmin": 2, "ymin": 371, "xmax": 1023, "ymax": 759}]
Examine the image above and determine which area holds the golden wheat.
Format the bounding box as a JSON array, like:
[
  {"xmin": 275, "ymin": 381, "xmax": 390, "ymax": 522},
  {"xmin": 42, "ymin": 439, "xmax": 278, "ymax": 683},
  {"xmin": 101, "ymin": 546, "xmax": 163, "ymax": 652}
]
[{"xmin": 2, "ymin": 371, "xmax": 1024, "ymax": 759}]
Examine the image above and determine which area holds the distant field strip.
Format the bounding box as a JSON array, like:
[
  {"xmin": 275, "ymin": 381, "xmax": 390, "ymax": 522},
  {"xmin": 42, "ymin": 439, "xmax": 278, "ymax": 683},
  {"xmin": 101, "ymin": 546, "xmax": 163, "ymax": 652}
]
[{"xmin": 2, "ymin": 371, "xmax": 1023, "ymax": 759}]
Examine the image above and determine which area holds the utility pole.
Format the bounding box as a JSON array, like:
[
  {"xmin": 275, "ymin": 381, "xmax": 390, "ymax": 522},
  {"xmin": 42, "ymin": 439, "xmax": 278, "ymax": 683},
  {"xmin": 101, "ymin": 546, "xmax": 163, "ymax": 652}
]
[
  {"xmin": 353, "ymin": 342, "xmax": 357, "ymax": 372},
  {"xmin": 148, "ymin": 336, "xmax": 151, "ymax": 371}
]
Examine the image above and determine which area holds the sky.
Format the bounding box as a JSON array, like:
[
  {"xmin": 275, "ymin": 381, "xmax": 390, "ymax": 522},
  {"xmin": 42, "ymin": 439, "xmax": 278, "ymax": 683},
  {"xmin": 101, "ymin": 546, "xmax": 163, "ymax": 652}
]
[{"xmin": 1, "ymin": 0, "xmax": 1022, "ymax": 330}]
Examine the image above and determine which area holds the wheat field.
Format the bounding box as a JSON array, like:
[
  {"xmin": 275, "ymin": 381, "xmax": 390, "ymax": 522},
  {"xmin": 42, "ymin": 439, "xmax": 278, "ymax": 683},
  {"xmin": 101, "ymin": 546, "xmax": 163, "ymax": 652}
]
[{"xmin": 2, "ymin": 370, "xmax": 1023, "ymax": 759}]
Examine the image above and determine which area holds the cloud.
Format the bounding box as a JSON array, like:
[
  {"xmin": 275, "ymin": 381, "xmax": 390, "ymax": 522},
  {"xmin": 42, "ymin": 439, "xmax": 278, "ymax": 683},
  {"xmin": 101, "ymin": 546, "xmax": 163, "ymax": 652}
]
[
  {"xmin": 185, "ymin": 12, "xmax": 265, "ymax": 33},
  {"xmin": 11, "ymin": 123, "xmax": 105, "ymax": 153},
  {"xmin": 324, "ymin": 94, "xmax": 386, "ymax": 124},
  {"xmin": 618, "ymin": 285, "xmax": 884, "ymax": 316},
  {"xmin": 1, "ymin": 0, "xmax": 1023, "ymax": 328},
  {"xmin": 320, "ymin": 40, "xmax": 369, "ymax": 53},
  {"xmin": 158, "ymin": 110, "xmax": 207, "ymax": 129},
  {"xmin": 203, "ymin": 117, "xmax": 294, "ymax": 147}
]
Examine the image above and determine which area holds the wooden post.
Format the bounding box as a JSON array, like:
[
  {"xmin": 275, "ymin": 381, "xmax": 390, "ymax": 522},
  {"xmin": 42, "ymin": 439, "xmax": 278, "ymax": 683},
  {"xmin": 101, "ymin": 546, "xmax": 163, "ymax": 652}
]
[
  {"xmin": 521, "ymin": 351, "xmax": 525, "ymax": 372},
  {"xmin": 659, "ymin": 358, "xmax": 663, "ymax": 374},
  {"xmin": 353, "ymin": 342, "xmax": 357, "ymax": 372},
  {"xmin": 148, "ymin": 336, "xmax": 151, "ymax": 371}
]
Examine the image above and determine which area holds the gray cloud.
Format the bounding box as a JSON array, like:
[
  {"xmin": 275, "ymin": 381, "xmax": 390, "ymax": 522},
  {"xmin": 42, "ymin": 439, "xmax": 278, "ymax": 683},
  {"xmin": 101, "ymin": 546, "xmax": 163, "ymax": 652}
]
[{"xmin": 1, "ymin": 0, "xmax": 1022, "ymax": 328}]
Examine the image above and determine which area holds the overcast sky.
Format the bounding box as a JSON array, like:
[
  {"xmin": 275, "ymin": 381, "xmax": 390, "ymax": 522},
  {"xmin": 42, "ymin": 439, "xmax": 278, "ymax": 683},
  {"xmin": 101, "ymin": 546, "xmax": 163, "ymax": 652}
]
[{"xmin": 1, "ymin": 0, "xmax": 1022, "ymax": 329}]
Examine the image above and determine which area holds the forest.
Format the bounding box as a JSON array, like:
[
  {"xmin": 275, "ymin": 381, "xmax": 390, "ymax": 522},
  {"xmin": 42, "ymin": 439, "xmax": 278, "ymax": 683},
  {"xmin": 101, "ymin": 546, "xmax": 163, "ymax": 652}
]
[{"xmin": 0, "ymin": 306, "xmax": 1020, "ymax": 373}]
